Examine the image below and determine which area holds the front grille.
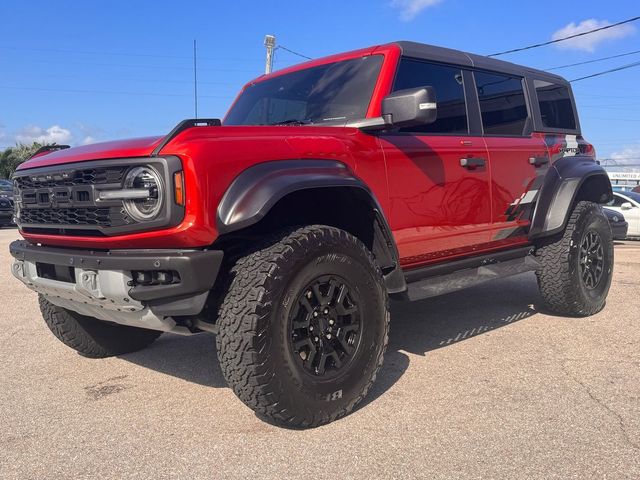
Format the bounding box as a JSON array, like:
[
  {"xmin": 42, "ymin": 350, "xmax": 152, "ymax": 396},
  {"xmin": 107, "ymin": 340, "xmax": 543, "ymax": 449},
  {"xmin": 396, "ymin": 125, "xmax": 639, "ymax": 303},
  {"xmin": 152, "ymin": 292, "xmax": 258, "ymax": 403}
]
[
  {"xmin": 15, "ymin": 167, "xmax": 126, "ymax": 189},
  {"xmin": 13, "ymin": 157, "xmax": 182, "ymax": 237},
  {"xmin": 20, "ymin": 207, "xmax": 113, "ymax": 226},
  {"xmin": 14, "ymin": 164, "xmax": 132, "ymax": 233}
]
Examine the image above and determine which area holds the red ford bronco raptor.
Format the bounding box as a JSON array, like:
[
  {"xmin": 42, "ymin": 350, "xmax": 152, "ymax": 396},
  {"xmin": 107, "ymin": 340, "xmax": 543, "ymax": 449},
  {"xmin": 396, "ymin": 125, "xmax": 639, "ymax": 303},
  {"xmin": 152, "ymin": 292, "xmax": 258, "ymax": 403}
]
[{"xmin": 10, "ymin": 41, "xmax": 613, "ymax": 428}]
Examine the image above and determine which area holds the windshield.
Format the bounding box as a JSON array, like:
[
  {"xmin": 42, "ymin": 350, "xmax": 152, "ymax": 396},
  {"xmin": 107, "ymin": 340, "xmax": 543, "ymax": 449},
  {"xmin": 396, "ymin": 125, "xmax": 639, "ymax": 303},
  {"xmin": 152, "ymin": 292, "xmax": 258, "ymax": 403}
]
[{"xmin": 224, "ymin": 55, "xmax": 383, "ymax": 126}]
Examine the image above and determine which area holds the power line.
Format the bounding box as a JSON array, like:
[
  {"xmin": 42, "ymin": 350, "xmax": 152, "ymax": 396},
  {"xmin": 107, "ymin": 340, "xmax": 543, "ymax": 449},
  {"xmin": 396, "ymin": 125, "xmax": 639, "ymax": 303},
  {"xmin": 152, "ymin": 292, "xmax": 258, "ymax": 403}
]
[
  {"xmin": 546, "ymin": 49, "xmax": 640, "ymax": 70},
  {"xmin": 5, "ymin": 72, "xmax": 239, "ymax": 87},
  {"xmin": 0, "ymin": 45, "xmax": 260, "ymax": 62},
  {"xmin": 581, "ymin": 116, "xmax": 640, "ymax": 122},
  {"xmin": 276, "ymin": 45, "xmax": 312, "ymax": 60},
  {"xmin": 0, "ymin": 85, "xmax": 233, "ymax": 99},
  {"xmin": 0, "ymin": 58, "xmax": 256, "ymax": 73},
  {"xmin": 488, "ymin": 16, "xmax": 640, "ymax": 57},
  {"xmin": 570, "ymin": 60, "xmax": 640, "ymax": 82}
]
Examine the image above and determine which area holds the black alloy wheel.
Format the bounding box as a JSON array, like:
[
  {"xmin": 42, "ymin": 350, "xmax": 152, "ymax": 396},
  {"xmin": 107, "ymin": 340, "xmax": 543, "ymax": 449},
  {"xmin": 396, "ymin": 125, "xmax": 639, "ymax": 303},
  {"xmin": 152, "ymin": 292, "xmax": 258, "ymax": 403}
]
[
  {"xmin": 289, "ymin": 275, "xmax": 362, "ymax": 378},
  {"xmin": 579, "ymin": 230, "xmax": 605, "ymax": 290}
]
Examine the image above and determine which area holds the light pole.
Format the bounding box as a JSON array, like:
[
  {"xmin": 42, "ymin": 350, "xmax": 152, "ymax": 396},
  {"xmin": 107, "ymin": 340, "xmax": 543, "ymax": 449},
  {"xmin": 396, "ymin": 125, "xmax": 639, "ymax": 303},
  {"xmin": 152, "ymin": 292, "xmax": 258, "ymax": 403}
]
[{"xmin": 264, "ymin": 35, "xmax": 276, "ymax": 74}]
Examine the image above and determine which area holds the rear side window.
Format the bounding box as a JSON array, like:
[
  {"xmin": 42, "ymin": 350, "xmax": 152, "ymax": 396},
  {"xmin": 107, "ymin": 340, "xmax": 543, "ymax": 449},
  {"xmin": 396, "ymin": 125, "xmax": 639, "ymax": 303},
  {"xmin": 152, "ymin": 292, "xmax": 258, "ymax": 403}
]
[
  {"xmin": 535, "ymin": 80, "xmax": 577, "ymax": 130},
  {"xmin": 392, "ymin": 59, "xmax": 468, "ymax": 134},
  {"xmin": 475, "ymin": 71, "xmax": 528, "ymax": 136}
]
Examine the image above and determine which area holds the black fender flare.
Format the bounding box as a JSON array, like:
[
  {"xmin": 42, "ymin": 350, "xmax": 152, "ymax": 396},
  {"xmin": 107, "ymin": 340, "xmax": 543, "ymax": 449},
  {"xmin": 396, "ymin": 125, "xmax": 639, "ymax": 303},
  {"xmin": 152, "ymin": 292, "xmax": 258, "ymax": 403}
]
[
  {"xmin": 529, "ymin": 156, "xmax": 613, "ymax": 239},
  {"xmin": 216, "ymin": 159, "xmax": 406, "ymax": 294}
]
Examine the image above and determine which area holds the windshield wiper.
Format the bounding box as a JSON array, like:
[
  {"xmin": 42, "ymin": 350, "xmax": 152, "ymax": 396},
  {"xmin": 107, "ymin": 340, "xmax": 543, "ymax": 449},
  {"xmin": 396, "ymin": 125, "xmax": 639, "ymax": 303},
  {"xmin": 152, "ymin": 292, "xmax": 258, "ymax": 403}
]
[{"xmin": 269, "ymin": 118, "xmax": 313, "ymax": 126}]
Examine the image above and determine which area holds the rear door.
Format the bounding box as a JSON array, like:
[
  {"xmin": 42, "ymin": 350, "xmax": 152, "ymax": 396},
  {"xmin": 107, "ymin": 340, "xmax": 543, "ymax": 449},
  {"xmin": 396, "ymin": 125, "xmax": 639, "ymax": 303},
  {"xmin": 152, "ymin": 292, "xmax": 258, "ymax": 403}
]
[
  {"xmin": 473, "ymin": 70, "xmax": 550, "ymax": 244},
  {"xmin": 379, "ymin": 59, "xmax": 492, "ymax": 268}
]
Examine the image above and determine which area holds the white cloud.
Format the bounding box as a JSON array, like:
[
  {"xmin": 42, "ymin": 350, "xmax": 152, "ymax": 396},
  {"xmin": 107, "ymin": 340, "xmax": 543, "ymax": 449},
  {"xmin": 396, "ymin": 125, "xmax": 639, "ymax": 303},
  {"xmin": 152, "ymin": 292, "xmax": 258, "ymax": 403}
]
[
  {"xmin": 15, "ymin": 125, "xmax": 73, "ymax": 145},
  {"xmin": 391, "ymin": 0, "xmax": 441, "ymax": 21},
  {"xmin": 81, "ymin": 136, "xmax": 97, "ymax": 145},
  {"xmin": 552, "ymin": 19, "xmax": 636, "ymax": 52}
]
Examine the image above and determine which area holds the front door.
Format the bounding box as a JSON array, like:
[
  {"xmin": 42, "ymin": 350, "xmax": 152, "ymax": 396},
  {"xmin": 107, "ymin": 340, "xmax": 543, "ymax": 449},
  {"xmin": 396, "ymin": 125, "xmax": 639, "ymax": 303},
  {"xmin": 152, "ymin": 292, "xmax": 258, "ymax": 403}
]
[{"xmin": 379, "ymin": 59, "xmax": 492, "ymax": 268}]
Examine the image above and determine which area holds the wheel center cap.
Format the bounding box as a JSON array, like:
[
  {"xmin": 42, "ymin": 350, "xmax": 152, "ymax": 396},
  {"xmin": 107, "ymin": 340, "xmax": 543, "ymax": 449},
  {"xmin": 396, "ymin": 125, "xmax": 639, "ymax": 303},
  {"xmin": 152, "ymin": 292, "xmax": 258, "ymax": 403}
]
[{"xmin": 317, "ymin": 317, "xmax": 328, "ymax": 332}]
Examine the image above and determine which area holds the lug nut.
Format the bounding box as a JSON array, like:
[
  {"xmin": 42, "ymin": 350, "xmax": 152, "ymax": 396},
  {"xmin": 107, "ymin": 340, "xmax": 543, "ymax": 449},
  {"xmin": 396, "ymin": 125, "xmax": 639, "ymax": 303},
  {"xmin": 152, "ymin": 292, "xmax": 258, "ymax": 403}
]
[
  {"xmin": 306, "ymin": 291, "xmax": 312, "ymax": 299},
  {"xmin": 329, "ymin": 319, "xmax": 335, "ymax": 325},
  {"xmin": 314, "ymin": 336, "xmax": 319, "ymax": 342},
  {"xmin": 326, "ymin": 333, "xmax": 332, "ymax": 339},
  {"xmin": 323, "ymin": 308, "xmax": 329, "ymax": 315},
  {"xmin": 309, "ymin": 325, "xmax": 314, "ymax": 331},
  {"xmin": 313, "ymin": 311, "xmax": 319, "ymax": 317}
]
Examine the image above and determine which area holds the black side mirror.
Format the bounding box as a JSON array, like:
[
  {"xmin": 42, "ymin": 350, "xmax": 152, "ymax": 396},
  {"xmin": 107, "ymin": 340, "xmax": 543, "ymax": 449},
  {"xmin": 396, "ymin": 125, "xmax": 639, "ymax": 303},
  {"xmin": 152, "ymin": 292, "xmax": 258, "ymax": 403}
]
[
  {"xmin": 349, "ymin": 86, "xmax": 438, "ymax": 131},
  {"xmin": 382, "ymin": 86, "xmax": 437, "ymax": 128}
]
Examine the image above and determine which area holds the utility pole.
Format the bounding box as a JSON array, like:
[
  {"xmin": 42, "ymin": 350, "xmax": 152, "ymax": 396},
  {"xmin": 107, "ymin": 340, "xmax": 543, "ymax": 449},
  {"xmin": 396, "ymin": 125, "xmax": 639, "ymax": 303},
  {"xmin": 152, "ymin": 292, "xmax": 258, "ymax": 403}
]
[{"xmin": 264, "ymin": 34, "xmax": 276, "ymax": 74}]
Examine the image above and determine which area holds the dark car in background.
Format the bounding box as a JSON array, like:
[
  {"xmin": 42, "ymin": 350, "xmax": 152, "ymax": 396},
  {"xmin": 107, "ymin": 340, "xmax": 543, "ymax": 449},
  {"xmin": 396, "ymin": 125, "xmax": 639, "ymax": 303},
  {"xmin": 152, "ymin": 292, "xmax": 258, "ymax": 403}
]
[
  {"xmin": 0, "ymin": 180, "xmax": 13, "ymax": 199},
  {"xmin": 0, "ymin": 180, "xmax": 15, "ymax": 227},
  {"xmin": 603, "ymin": 208, "xmax": 628, "ymax": 240}
]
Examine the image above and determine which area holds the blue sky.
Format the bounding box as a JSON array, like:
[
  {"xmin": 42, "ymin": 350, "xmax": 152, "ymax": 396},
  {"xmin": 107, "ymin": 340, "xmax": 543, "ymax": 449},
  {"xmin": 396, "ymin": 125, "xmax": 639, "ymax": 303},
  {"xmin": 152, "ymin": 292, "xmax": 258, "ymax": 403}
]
[{"xmin": 0, "ymin": 0, "xmax": 638, "ymax": 164}]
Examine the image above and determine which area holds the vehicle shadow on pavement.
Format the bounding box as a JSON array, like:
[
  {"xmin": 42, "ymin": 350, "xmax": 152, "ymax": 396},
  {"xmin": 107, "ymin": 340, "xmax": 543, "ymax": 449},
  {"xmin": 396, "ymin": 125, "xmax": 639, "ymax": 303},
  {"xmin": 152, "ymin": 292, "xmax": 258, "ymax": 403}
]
[
  {"xmin": 121, "ymin": 331, "xmax": 227, "ymax": 388},
  {"xmin": 359, "ymin": 272, "xmax": 542, "ymax": 409},
  {"xmin": 120, "ymin": 273, "xmax": 543, "ymax": 398}
]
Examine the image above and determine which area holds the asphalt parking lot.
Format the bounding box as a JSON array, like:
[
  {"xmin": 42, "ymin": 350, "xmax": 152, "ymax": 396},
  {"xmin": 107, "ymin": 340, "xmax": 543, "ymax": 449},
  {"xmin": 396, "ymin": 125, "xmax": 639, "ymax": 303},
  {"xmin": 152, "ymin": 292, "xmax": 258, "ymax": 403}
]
[{"xmin": 1, "ymin": 227, "xmax": 638, "ymax": 480}]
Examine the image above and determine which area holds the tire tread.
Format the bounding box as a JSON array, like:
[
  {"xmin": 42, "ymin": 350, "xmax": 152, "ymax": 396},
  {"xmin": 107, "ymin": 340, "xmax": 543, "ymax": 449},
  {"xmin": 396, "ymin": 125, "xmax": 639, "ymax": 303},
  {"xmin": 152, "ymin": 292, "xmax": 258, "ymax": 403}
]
[
  {"xmin": 39, "ymin": 296, "xmax": 162, "ymax": 358},
  {"xmin": 535, "ymin": 201, "xmax": 612, "ymax": 316},
  {"xmin": 215, "ymin": 225, "xmax": 389, "ymax": 428}
]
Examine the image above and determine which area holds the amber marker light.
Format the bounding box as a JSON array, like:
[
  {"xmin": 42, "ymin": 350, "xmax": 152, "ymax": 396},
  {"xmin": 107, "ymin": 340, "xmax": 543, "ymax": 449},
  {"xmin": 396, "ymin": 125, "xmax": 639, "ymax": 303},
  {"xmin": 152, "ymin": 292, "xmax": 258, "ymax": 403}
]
[{"xmin": 174, "ymin": 171, "xmax": 185, "ymax": 206}]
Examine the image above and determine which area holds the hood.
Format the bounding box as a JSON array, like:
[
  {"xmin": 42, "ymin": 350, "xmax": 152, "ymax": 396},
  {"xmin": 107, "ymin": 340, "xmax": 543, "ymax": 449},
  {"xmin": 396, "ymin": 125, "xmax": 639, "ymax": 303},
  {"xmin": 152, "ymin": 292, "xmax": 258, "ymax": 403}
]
[{"xmin": 17, "ymin": 136, "xmax": 163, "ymax": 171}]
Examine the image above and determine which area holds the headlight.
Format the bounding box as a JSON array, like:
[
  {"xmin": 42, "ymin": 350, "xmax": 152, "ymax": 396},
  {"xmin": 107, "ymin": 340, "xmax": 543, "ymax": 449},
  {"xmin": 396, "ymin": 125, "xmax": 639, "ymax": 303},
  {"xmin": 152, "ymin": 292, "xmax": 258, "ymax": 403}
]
[{"xmin": 123, "ymin": 166, "xmax": 164, "ymax": 221}]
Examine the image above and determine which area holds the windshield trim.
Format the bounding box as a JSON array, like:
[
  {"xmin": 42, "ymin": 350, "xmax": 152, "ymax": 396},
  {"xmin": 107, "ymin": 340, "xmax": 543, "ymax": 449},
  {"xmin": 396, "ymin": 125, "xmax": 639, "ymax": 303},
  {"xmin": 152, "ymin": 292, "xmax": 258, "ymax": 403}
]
[{"xmin": 224, "ymin": 44, "xmax": 400, "ymax": 124}]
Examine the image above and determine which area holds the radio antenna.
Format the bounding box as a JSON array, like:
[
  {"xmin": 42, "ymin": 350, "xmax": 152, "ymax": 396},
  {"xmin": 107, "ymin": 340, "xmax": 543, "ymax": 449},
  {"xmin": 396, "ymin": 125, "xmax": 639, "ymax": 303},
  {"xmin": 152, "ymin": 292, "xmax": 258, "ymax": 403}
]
[{"xmin": 193, "ymin": 39, "xmax": 198, "ymax": 118}]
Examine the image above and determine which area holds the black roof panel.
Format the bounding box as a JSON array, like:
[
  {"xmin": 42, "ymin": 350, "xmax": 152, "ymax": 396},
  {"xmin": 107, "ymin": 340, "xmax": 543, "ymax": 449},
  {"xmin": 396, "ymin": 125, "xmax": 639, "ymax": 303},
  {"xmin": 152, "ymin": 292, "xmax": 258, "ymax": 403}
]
[{"xmin": 394, "ymin": 41, "xmax": 568, "ymax": 84}]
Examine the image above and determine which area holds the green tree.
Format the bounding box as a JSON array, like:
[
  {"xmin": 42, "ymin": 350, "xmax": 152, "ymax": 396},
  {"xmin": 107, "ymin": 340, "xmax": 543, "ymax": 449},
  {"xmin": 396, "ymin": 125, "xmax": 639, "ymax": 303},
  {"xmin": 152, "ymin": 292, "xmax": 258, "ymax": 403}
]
[{"xmin": 0, "ymin": 142, "xmax": 46, "ymax": 178}]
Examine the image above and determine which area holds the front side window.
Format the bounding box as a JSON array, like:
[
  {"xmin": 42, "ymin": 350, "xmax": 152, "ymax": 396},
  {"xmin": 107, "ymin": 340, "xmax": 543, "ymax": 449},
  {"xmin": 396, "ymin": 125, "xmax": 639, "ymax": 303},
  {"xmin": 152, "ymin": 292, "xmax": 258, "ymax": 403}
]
[
  {"xmin": 475, "ymin": 71, "xmax": 528, "ymax": 136},
  {"xmin": 535, "ymin": 80, "xmax": 577, "ymax": 130},
  {"xmin": 392, "ymin": 59, "xmax": 468, "ymax": 134},
  {"xmin": 224, "ymin": 55, "xmax": 383, "ymax": 126}
]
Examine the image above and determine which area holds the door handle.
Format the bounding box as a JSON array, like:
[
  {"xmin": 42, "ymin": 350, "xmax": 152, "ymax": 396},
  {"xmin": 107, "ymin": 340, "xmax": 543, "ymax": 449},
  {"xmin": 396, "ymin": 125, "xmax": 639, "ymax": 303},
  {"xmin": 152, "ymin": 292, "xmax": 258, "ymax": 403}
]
[
  {"xmin": 529, "ymin": 156, "xmax": 549, "ymax": 167},
  {"xmin": 460, "ymin": 157, "xmax": 486, "ymax": 169}
]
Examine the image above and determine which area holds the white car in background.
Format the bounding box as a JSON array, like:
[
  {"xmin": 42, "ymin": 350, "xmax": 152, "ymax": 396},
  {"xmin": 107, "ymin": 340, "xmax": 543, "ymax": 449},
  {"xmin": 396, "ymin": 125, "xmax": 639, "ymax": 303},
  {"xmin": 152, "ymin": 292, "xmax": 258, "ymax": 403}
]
[{"xmin": 606, "ymin": 191, "xmax": 640, "ymax": 238}]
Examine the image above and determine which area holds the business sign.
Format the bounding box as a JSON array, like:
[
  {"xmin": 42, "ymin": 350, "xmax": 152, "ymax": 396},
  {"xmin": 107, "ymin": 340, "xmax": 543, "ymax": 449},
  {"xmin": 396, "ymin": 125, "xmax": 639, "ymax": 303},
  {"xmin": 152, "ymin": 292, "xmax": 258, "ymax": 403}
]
[{"xmin": 607, "ymin": 171, "xmax": 640, "ymax": 182}]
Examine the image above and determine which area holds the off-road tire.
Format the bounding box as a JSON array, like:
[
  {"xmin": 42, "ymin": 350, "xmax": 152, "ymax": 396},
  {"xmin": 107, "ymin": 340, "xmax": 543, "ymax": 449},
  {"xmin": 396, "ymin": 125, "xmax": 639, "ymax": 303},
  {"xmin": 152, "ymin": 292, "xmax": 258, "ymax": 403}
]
[
  {"xmin": 535, "ymin": 201, "xmax": 613, "ymax": 316},
  {"xmin": 39, "ymin": 295, "xmax": 162, "ymax": 358},
  {"xmin": 215, "ymin": 225, "xmax": 389, "ymax": 428}
]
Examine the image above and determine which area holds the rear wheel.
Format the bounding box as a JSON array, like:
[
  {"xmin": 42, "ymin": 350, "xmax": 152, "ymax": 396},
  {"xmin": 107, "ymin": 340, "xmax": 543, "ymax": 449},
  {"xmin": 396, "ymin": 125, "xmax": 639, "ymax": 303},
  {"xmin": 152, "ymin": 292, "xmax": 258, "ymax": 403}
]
[
  {"xmin": 535, "ymin": 201, "xmax": 613, "ymax": 316},
  {"xmin": 39, "ymin": 296, "xmax": 162, "ymax": 358},
  {"xmin": 215, "ymin": 225, "xmax": 389, "ymax": 428}
]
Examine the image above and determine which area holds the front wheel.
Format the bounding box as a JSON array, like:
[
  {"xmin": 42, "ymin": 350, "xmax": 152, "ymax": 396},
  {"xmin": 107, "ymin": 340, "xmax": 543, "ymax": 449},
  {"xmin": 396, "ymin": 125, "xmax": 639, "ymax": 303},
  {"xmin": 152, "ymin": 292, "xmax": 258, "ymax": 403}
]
[
  {"xmin": 39, "ymin": 296, "xmax": 162, "ymax": 358},
  {"xmin": 215, "ymin": 225, "xmax": 390, "ymax": 428},
  {"xmin": 535, "ymin": 201, "xmax": 613, "ymax": 316}
]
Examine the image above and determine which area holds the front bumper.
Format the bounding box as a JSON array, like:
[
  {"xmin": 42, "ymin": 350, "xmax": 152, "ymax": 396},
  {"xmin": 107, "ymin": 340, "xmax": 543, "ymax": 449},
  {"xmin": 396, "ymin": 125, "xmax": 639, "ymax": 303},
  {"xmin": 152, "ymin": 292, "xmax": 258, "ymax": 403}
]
[{"xmin": 10, "ymin": 240, "xmax": 223, "ymax": 333}]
